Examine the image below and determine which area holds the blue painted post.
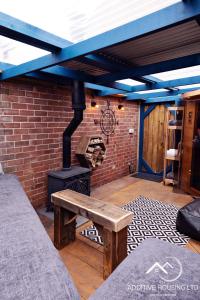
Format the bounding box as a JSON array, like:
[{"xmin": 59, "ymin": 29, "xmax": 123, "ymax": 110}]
[
  {"xmin": 139, "ymin": 104, "xmax": 156, "ymax": 173},
  {"xmin": 138, "ymin": 104, "xmax": 145, "ymax": 172}
]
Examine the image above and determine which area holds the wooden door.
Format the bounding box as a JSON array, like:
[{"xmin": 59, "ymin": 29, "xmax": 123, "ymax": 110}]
[
  {"xmin": 181, "ymin": 102, "xmax": 196, "ymax": 193},
  {"xmin": 139, "ymin": 104, "xmax": 172, "ymax": 175}
]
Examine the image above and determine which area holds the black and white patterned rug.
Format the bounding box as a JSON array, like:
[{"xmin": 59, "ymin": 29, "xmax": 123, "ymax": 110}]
[{"xmin": 80, "ymin": 196, "xmax": 189, "ymax": 254}]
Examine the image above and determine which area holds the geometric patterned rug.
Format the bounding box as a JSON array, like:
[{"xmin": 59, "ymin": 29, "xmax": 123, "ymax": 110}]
[{"xmin": 80, "ymin": 195, "xmax": 190, "ymax": 254}]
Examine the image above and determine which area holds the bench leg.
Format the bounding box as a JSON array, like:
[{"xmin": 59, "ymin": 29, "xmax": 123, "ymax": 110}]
[
  {"xmin": 103, "ymin": 226, "xmax": 128, "ymax": 280},
  {"xmin": 54, "ymin": 205, "xmax": 76, "ymax": 250}
]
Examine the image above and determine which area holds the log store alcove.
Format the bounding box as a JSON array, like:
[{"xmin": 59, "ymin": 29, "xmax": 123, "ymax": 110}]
[{"xmin": 76, "ymin": 135, "xmax": 106, "ymax": 169}]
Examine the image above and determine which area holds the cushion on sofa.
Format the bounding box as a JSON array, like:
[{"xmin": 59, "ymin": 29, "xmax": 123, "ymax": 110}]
[{"xmin": 0, "ymin": 174, "xmax": 80, "ymax": 300}]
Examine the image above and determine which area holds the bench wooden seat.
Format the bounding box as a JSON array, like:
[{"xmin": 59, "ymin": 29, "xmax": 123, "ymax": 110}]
[{"xmin": 51, "ymin": 189, "xmax": 133, "ymax": 279}]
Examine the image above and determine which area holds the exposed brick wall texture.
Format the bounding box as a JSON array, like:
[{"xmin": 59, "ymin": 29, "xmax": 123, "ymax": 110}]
[{"xmin": 0, "ymin": 80, "xmax": 139, "ymax": 207}]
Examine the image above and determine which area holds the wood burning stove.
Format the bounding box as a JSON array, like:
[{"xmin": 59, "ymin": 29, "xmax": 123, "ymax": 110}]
[
  {"xmin": 47, "ymin": 166, "xmax": 90, "ymax": 211},
  {"xmin": 47, "ymin": 80, "xmax": 91, "ymax": 211}
]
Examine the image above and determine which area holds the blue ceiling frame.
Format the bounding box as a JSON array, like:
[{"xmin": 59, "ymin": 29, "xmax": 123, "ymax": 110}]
[
  {"xmin": 0, "ymin": 11, "xmax": 154, "ymax": 91},
  {"xmin": 126, "ymin": 86, "xmax": 200, "ymax": 100},
  {"xmin": 1, "ymin": 1, "xmax": 200, "ymax": 80},
  {"xmin": 96, "ymin": 54, "xmax": 200, "ymax": 84},
  {"xmin": 0, "ymin": 1, "xmax": 200, "ymax": 103},
  {"xmin": 130, "ymin": 75, "xmax": 200, "ymax": 93},
  {"xmin": 0, "ymin": 12, "xmax": 71, "ymax": 51},
  {"xmin": 0, "ymin": 61, "xmax": 127, "ymax": 94},
  {"xmin": 98, "ymin": 75, "xmax": 200, "ymax": 96},
  {"xmin": 145, "ymin": 95, "xmax": 181, "ymax": 104},
  {"xmin": 1, "ymin": 60, "xmax": 199, "ymax": 102}
]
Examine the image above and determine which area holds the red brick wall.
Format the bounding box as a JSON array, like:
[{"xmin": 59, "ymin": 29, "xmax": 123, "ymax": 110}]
[{"xmin": 0, "ymin": 79, "xmax": 138, "ymax": 207}]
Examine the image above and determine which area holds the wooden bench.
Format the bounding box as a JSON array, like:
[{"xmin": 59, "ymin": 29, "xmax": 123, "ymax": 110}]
[{"xmin": 51, "ymin": 189, "xmax": 133, "ymax": 279}]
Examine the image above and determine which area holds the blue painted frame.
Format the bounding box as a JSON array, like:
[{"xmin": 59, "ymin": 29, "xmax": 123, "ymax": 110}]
[
  {"xmin": 126, "ymin": 86, "xmax": 200, "ymax": 101},
  {"xmin": 97, "ymin": 53, "xmax": 200, "ymax": 84},
  {"xmin": 0, "ymin": 12, "xmax": 142, "ymax": 90},
  {"xmin": 0, "ymin": 14, "xmax": 157, "ymax": 89},
  {"xmin": 1, "ymin": 0, "xmax": 200, "ymax": 80},
  {"xmin": 97, "ymin": 73, "xmax": 200, "ymax": 97}
]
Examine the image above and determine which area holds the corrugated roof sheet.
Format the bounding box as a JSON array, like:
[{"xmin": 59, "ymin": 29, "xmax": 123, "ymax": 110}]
[{"xmin": 101, "ymin": 21, "xmax": 200, "ymax": 66}]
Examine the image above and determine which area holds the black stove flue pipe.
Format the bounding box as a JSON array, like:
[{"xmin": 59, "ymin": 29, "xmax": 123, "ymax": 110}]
[{"xmin": 63, "ymin": 80, "xmax": 86, "ymax": 170}]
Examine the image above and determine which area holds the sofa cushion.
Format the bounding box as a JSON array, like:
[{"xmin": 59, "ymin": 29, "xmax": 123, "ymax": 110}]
[
  {"xmin": 90, "ymin": 238, "xmax": 200, "ymax": 300},
  {"xmin": 0, "ymin": 174, "xmax": 80, "ymax": 300}
]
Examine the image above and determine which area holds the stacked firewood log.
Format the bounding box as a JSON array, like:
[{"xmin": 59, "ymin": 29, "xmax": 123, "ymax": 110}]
[
  {"xmin": 86, "ymin": 139, "xmax": 106, "ymax": 168},
  {"xmin": 76, "ymin": 135, "xmax": 106, "ymax": 169}
]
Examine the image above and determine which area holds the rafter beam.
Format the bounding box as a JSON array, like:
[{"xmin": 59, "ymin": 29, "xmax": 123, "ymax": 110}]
[
  {"xmin": 38, "ymin": 66, "xmax": 132, "ymax": 91},
  {"xmin": 0, "ymin": 12, "xmax": 72, "ymax": 52},
  {"xmin": 1, "ymin": 62, "xmax": 198, "ymax": 104},
  {"xmin": 144, "ymin": 95, "xmax": 181, "ymax": 104},
  {"xmin": 126, "ymin": 86, "xmax": 200, "ymax": 100},
  {"xmin": 0, "ymin": 12, "xmax": 158, "ymax": 85},
  {"xmin": 1, "ymin": 0, "xmax": 200, "ymax": 81},
  {"xmin": 0, "ymin": 13, "xmax": 132, "ymax": 91},
  {"xmin": 98, "ymin": 73, "xmax": 200, "ymax": 96},
  {"xmin": 130, "ymin": 74, "xmax": 200, "ymax": 92},
  {"xmin": 97, "ymin": 53, "xmax": 200, "ymax": 84},
  {"xmin": 0, "ymin": 62, "xmax": 123, "ymax": 94}
]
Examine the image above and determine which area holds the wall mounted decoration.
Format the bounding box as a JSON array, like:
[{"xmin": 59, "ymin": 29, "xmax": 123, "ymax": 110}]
[{"xmin": 94, "ymin": 100, "xmax": 119, "ymax": 144}]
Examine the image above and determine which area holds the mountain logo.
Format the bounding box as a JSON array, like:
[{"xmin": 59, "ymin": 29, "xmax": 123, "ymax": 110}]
[{"xmin": 146, "ymin": 256, "xmax": 182, "ymax": 282}]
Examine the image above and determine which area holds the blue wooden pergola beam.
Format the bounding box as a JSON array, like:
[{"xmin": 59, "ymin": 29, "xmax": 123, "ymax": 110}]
[
  {"xmin": 0, "ymin": 12, "xmax": 131, "ymax": 92},
  {"xmin": 97, "ymin": 53, "xmax": 200, "ymax": 84},
  {"xmin": 131, "ymin": 74, "xmax": 200, "ymax": 92},
  {"xmin": 98, "ymin": 74, "xmax": 200, "ymax": 96},
  {"xmin": 0, "ymin": 12, "xmax": 159, "ymax": 88},
  {"xmin": 0, "ymin": 62, "xmax": 73, "ymax": 84},
  {"xmin": 0, "ymin": 61, "xmax": 194, "ymax": 106},
  {"xmin": 144, "ymin": 95, "xmax": 181, "ymax": 104},
  {"xmin": 0, "ymin": 60, "xmax": 198, "ymax": 103},
  {"xmin": 0, "ymin": 61, "xmax": 125, "ymax": 95},
  {"xmin": 0, "ymin": 12, "xmax": 118, "ymax": 69},
  {"xmin": 41, "ymin": 66, "xmax": 95, "ymax": 82},
  {"xmin": 126, "ymin": 86, "xmax": 200, "ymax": 100},
  {"xmin": 0, "ymin": 12, "xmax": 73, "ymax": 52},
  {"xmin": 43, "ymin": 66, "xmax": 132, "ymax": 91},
  {"xmin": 1, "ymin": 0, "xmax": 200, "ymax": 81}
]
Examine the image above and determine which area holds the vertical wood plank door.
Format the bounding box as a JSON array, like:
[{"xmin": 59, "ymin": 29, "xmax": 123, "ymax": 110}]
[
  {"xmin": 143, "ymin": 105, "xmax": 170, "ymax": 174},
  {"xmin": 181, "ymin": 102, "xmax": 196, "ymax": 193}
]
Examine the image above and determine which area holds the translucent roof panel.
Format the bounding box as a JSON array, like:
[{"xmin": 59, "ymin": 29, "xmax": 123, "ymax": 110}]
[
  {"xmin": 178, "ymin": 84, "xmax": 200, "ymax": 90},
  {"xmin": 0, "ymin": 0, "xmax": 180, "ymax": 65},
  {"xmin": 0, "ymin": 36, "xmax": 49, "ymax": 65},
  {"xmin": 137, "ymin": 89, "xmax": 167, "ymax": 94},
  {"xmin": 152, "ymin": 66, "xmax": 200, "ymax": 81},
  {"xmin": 117, "ymin": 79, "xmax": 142, "ymax": 86}
]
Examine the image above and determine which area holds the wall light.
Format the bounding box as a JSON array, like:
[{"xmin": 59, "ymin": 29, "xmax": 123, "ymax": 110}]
[
  {"xmin": 118, "ymin": 104, "xmax": 124, "ymax": 111},
  {"xmin": 91, "ymin": 101, "xmax": 99, "ymax": 108}
]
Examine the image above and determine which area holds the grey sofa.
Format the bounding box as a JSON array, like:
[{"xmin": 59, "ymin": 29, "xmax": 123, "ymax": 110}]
[
  {"xmin": 90, "ymin": 238, "xmax": 200, "ymax": 300},
  {"xmin": 1, "ymin": 174, "xmax": 200, "ymax": 300},
  {"xmin": 0, "ymin": 174, "xmax": 80, "ymax": 300}
]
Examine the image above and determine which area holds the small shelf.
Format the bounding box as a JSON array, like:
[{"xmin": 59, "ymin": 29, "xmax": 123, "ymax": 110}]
[
  {"xmin": 165, "ymin": 155, "xmax": 180, "ymax": 161},
  {"xmin": 164, "ymin": 178, "xmax": 178, "ymax": 185},
  {"xmin": 168, "ymin": 107, "xmax": 184, "ymax": 111},
  {"xmin": 163, "ymin": 106, "xmax": 184, "ymax": 186},
  {"xmin": 168, "ymin": 125, "xmax": 183, "ymax": 130}
]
